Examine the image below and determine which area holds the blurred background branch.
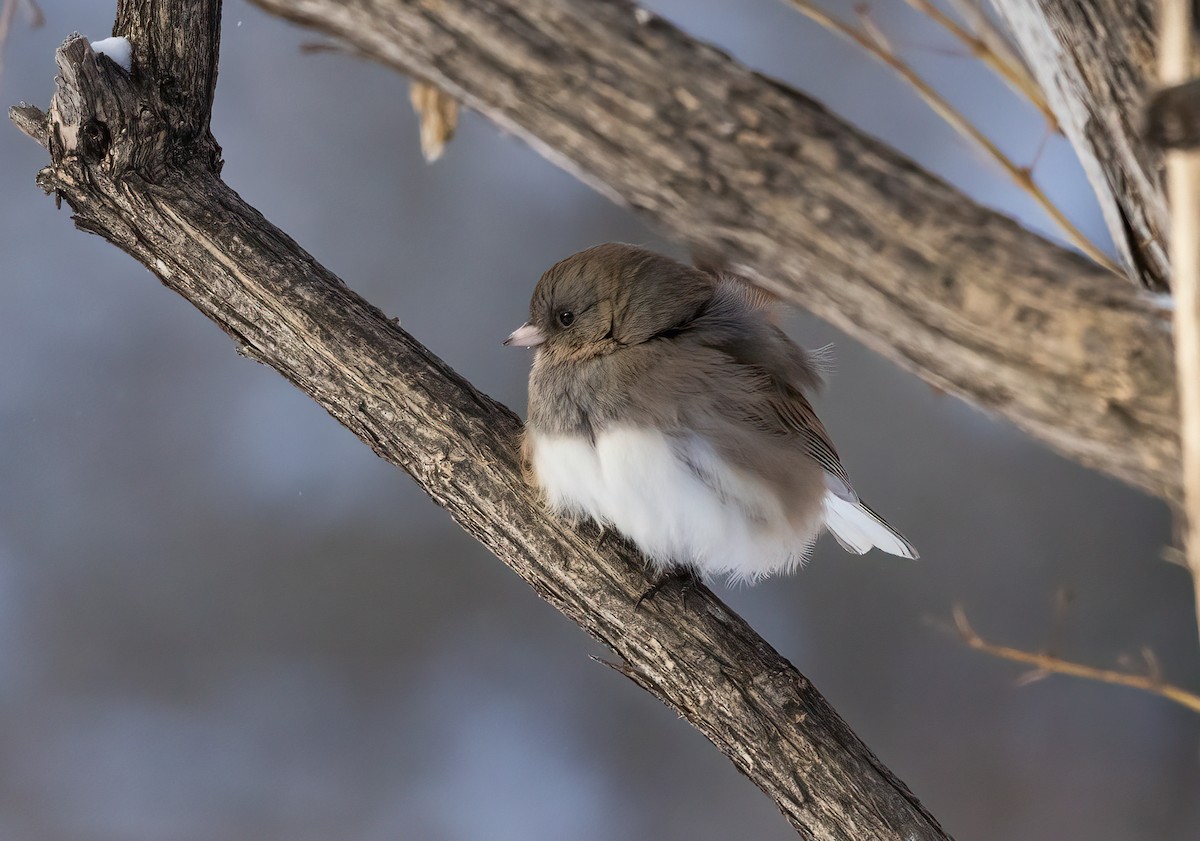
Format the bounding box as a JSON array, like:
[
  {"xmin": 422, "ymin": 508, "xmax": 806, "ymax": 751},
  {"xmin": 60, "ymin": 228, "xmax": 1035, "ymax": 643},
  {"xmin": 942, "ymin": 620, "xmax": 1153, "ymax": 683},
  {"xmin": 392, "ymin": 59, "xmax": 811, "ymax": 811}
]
[{"xmin": 409, "ymin": 79, "xmax": 459, "ymax": 163}]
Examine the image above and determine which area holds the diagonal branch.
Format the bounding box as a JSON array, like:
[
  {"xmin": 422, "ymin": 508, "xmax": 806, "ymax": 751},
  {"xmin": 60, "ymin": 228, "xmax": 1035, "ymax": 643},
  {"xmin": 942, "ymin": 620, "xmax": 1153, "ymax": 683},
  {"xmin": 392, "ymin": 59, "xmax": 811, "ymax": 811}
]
[
  {"xmin": 251, "ymin": 0, "xmax": 1181, "ymax": 505},
  {"xmin": 10, "ymin": 3, "xmax": 951, "ymax": 838}
]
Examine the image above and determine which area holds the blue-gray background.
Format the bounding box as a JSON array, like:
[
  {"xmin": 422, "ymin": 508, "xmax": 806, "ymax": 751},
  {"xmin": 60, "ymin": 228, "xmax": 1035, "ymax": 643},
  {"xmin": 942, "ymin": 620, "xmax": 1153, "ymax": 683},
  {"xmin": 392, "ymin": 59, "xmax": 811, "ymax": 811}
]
[{"xmin": 2, "ymin": 1, "xmax": 1197, "ymax": 839}]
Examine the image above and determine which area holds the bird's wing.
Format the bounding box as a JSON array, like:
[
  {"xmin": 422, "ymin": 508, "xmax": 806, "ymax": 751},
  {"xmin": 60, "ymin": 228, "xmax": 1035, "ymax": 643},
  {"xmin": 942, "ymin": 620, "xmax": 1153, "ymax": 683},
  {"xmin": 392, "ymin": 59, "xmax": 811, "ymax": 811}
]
[
  {"xmin": 666, "ymin": 309, "xmax": 919, "ymax": 557},
  {"xmin": 711, "ymin": 379, "xmax": 919, "ymax": 558},
  {"xmin": 683, "ymin": 310, "xmax": 855, "ymax": 499},
  {"xmin": 763, "ymin": 385, "xmax": 857, "ymax": 501}
]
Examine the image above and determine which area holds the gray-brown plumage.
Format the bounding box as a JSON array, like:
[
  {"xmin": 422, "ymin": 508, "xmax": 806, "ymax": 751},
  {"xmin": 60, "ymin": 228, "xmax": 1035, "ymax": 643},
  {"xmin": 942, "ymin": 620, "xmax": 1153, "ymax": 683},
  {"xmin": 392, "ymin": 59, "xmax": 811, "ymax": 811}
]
[{"xmin": 506, "ymin": 243, "xmax": 916, "ymax": 582}]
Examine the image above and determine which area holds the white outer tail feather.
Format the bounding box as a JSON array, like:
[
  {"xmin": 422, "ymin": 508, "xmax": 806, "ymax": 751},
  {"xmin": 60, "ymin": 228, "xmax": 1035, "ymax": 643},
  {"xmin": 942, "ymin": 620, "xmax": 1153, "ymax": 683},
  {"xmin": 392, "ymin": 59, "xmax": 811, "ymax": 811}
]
[{"xmin": 822, "ymin": 492, "xmax": 919, "ymax": 559}]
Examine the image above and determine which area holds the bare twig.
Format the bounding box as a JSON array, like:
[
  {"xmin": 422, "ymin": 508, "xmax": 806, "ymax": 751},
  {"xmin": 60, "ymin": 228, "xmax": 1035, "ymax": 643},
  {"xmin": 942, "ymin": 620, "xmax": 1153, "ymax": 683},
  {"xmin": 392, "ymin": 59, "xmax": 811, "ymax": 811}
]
[
  {"xmin": 1025, "ymin": 119, "xmax": 1053, "ymax": 171},
  {"xmin": 786, "ymin": 0, "xmax": 1118, "ymax": 273},
  {"xmin": 855, "ymin": 4, "xmax": 894, "ymax": 53},
  {"xmin": 1160, "ymin": 0, "xmax": 1200, "ymax": 647},
  {"xmin": 945, "ymin": 0, "xmax": 1027, "ymax": 66},
  {"xmin": 907, "ymin": 0, "xmax": 1056, "ymax": 129},
  {"xmin": 948, "ymin": 606, "xmax": 1200, "ymax": 715}
]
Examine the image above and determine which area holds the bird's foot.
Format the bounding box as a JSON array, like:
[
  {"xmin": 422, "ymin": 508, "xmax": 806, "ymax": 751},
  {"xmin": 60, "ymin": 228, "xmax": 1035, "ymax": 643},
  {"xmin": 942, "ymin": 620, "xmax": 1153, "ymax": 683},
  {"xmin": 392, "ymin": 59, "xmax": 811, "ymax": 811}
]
[
  {"xmin": 595, "ymin": 524, "xmax": 631, "ymax": 555},
  {"xmin": 635, "ymin": 566, "xmax": 701, "ymax": 611}
]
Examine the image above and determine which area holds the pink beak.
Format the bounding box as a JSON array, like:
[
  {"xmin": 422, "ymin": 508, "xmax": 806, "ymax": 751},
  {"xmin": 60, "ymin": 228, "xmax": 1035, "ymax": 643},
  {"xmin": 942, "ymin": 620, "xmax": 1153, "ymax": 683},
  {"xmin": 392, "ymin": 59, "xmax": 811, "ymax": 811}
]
[{"xmin": 504, "ymin": 322, "xmax": 546, "ymax": 347}]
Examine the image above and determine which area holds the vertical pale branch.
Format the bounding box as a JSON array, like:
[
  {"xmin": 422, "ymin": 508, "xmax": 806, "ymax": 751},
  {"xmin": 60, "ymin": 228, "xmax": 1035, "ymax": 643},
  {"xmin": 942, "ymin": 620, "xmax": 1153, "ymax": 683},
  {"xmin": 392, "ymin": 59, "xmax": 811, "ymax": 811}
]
[{"xmin": 1160, "ymin": 0, "xmax": 1200, "ymax": 645}]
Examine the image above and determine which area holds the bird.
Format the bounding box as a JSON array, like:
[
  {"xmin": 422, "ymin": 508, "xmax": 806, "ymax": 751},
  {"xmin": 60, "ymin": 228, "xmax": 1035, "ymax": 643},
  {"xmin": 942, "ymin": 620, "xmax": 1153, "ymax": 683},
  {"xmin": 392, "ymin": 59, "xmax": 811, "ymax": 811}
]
[{"xmin": 505, "ymin": 243, "xmax": 917, "ymax": 583}]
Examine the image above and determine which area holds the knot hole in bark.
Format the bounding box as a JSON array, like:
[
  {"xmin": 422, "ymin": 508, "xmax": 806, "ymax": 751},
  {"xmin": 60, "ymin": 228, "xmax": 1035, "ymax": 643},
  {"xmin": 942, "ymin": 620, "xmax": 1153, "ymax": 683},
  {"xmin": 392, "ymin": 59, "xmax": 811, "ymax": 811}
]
[{"xmin": 79, "ymin": 118, "xmax": 111, "ymax": 163}]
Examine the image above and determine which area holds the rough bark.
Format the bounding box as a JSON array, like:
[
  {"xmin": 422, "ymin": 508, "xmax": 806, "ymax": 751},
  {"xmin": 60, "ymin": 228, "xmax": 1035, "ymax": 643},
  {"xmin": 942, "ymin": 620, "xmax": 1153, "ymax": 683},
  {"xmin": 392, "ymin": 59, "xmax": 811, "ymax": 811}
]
[
  {"xmin": 991, "ymin": 0, "xmax": 1168, "ymax": 291},
  {"xmin": 250, "ymin": 0, "xmax": 1181, "ymax": 504},
  {"xmin": 9, "ymin": 3, "xmax": 952, "ymax": 838}
]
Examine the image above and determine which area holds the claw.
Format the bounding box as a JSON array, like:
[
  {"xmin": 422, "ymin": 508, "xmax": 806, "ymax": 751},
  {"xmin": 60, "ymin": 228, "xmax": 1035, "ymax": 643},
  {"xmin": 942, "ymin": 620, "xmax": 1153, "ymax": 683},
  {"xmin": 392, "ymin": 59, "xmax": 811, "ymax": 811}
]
[{"xmin": 635, "ymin": 567, "xmax": 700, "ymax": 611}]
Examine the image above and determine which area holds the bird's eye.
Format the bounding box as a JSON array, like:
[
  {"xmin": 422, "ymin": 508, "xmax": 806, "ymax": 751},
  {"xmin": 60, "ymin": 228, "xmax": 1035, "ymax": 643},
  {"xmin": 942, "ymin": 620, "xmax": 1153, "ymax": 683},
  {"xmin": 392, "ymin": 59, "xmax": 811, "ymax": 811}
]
[{"xmin": 557, "ymin": 311, "xmax": 575, "ymax": 327}]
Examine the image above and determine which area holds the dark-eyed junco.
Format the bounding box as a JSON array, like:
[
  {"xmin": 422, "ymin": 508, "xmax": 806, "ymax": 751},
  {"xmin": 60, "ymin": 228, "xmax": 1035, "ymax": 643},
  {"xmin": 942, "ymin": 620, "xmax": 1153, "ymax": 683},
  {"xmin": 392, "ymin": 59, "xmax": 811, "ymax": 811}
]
[{"xmin": 506, "ymin": 243, "xmax": 917, "ymax": 582}]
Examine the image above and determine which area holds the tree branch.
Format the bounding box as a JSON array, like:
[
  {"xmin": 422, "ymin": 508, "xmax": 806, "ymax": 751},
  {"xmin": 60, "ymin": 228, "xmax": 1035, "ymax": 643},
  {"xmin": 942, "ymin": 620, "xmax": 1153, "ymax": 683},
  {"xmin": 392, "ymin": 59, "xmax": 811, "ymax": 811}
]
[
  {"xmin": 990, "ymin": 0, "xmax": 1168, "ymax": 291},
  {"xmin": 1158, "ymin": 0, "xmax": 1200, "ymax": 646},
  {"xmin": 10, "ymin": 3, "xmax": 952, "ymax": 838},
  {"xmin": 250, "ymin": 0, "xmax": 1181, "ymax": 505},
  {"xmin": 947, "ymin": 606, "xmax": 1200, "ymax": 715}
]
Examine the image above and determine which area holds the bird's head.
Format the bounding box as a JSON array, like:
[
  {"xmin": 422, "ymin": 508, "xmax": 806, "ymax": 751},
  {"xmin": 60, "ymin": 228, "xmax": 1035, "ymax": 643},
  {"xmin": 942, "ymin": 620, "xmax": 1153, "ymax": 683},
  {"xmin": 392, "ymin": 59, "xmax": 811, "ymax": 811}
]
[{"xmin": 504, "ymin": 243, "xmax": 714, "ymax": 358}]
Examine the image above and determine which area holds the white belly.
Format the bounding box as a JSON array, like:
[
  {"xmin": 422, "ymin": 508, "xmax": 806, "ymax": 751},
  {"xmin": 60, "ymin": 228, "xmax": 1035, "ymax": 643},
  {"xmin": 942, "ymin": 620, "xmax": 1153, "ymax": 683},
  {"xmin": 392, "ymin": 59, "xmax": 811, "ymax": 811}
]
[{"xmin": 528, "ymin": 427, "xmax": 821, "ymax": 582}]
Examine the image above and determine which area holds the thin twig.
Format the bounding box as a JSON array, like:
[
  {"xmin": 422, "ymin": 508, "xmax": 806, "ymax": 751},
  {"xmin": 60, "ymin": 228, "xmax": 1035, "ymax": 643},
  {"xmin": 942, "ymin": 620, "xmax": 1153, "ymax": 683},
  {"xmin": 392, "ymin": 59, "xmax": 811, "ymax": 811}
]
[
  {"xmin": 1026, "ymin": 120, "xmax": 1054, "ymax": 173},
  {"xmin": 855, "ymin": 4, "xmax": 893, "ymax": 53},
  {"xmin": 786, "ymin": 0, "xmax": 1119, "ymax": 273},
  {"xmin": 946, "ymin": 606, "xmax": 1200, "ymax": 715},
  {"xmin": 906, "ymin": 0, "xmax": 1057, "ymax": 130},
  {"xmin": 1160, "ymin": 0, "xmax": 1200, "ymax": 648},
  {"xmin": 943, "ymin": 0, "xmax": 1032, "ymax": 75},
  {"xmin": 909, "ymin": 43, "xmax": 970, "ymax": 58}
]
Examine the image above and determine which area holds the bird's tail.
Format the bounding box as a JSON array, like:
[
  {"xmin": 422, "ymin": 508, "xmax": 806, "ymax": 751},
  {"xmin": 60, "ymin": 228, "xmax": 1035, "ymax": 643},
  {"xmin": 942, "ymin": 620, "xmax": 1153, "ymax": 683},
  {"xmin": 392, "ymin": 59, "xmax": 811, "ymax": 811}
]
[{"xmin": 822, "ymin": 493, "xmax": 918, "ymax": 559}]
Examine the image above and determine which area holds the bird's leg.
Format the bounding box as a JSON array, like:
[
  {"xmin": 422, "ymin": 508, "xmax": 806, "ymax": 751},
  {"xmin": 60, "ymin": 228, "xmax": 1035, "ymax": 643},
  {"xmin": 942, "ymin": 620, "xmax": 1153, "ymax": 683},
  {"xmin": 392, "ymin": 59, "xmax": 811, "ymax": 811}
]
[
  {"xmin": 595, "ymin": 523, "xmax": 628, "ymax": 554},
  {"xmin": 635, "ymin": 566, "xmax": 701, "ymax": 611}
]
